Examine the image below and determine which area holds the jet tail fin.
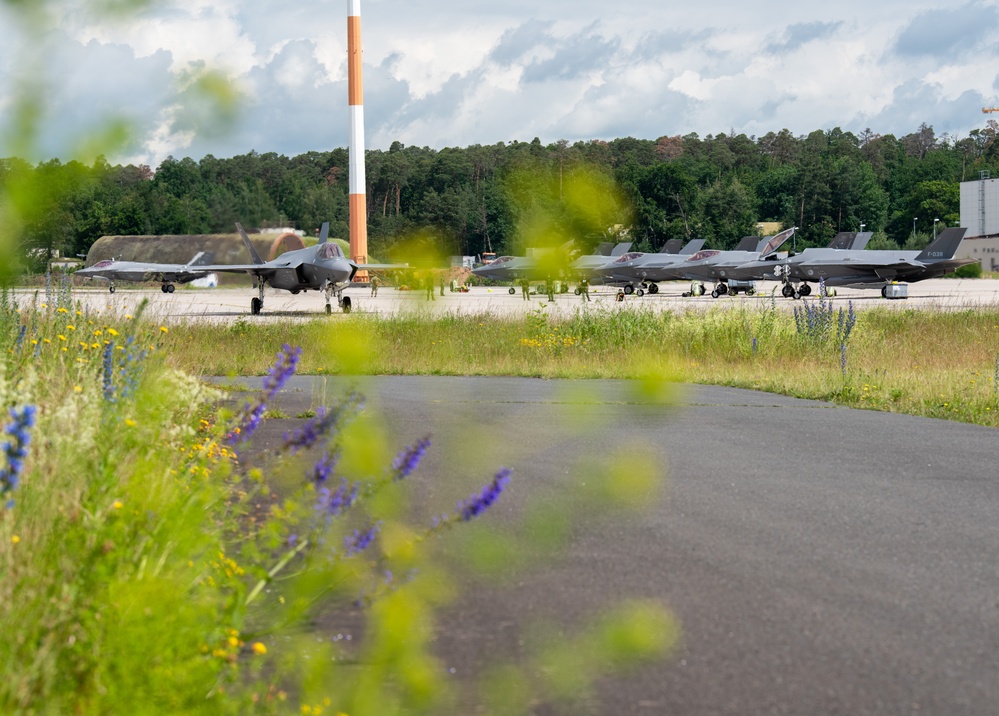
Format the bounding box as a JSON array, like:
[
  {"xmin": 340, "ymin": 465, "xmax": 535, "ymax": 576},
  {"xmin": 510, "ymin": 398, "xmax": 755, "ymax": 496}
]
[
  {"xmin": 185, "ymin": 251, "xmax": 212, "ymax": 266},
  {"xmin": 235, "ymin": 223, "xmax": 265, "ymax": 265},
  {"xmin": 660, "ymin": 239, "xmax": 683, "ymax": 254},
  {"xmin": 318, "ymin": 221, "xmax": 330, "ymax": 244},
  {"xmin": 851, "ymin": 232, "xmax": 873, "ymax": 250},
  {"xmin": 916, "ymin": 227, "xmax": 968, "ymax": 261},
  {"xmin": 826, "ymin": 232, "xmax": 854, "ymax": 250},
  {"xmin": 610, "ymin": 242, "xmax": 634, "ymax": 256},
  {"xmin": 735, "ymin": 236, "xmax": 759, "ymax": 251},
  {"xmin": 680, "ymin": 239, "xmax": 706, "ymax": 254}
]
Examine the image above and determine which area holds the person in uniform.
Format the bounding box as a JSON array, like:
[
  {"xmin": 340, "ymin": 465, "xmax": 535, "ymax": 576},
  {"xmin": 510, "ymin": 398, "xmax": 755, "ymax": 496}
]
[{"xmin": 370, "ymin": 275, "xmax": 378, "ymax": 297}]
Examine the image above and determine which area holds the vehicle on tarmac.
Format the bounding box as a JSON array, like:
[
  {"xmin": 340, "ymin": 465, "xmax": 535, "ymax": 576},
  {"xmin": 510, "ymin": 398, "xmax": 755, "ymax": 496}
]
[
  {"xmin": 194, "ymin": 222, "xmax": 406, "ymax": 315},
  {"xmin": 76, "ymin": 253, "xmax": 213, "ymax": 293},
  {"xmin": 764, "ymin": 227, "xmax": 973, "ymax": 298},
  {"xmin": 594, "ymin": 239, "xmax": 707, "ymax": 295}
]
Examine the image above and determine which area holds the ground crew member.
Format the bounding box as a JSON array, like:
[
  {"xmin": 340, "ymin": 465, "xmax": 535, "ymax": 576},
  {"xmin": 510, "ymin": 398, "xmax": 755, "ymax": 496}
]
[
  {"xmin": 546, "ymin": 276, "xmax": 555, "ymax": 303},
  {"xmin": 425, "ymin": 274, "xmax": 435, "ymax": 301},
  {"xmin": 370, "ymin": 275, "xmax": 378, "ymax": 297},
  {"xmin": 521, "ymin": 279, "xmax": 530, "ymax": 300},
  {"xmin": 580, "ymin": 277, "xmax": 590, "ymax": 302},
  {"xmin": 440, "ymin": 277, "xmax": 445, "ymax": 297}
]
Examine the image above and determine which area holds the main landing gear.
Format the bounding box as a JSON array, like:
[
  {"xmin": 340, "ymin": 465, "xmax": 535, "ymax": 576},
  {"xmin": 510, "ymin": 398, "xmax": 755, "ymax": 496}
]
[
  {"xmin": 323, "ymin": 280, "xmax": 351, "ymax": 314},
  {"xmin": 160, "ymin": 283, "xmax": 175, "ymax": 293},
  {"xmin": 108, "ymin": 284, "xmax": 116, "ymax": 294},
  {"xmin": 780, "ymin": 281, "xmax": 810, "ymax": 299},
  {"xmin": 250, "ymin": 281, "xmax": 265, "ymax": 315}
]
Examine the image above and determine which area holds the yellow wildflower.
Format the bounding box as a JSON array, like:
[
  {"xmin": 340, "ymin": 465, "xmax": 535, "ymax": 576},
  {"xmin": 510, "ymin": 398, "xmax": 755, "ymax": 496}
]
[
  {"xmin": 11, "ymin": 535, "xmax": 20, "ymax": 544},
  {"xmin": 108, "ymin": 328, "xmax": 119, "ymax": 337},
  {"xmin": 112, "ymin": 500, "xmax": 123, "ymax": 509},
  {"xmin": 73, "ymin": 385, "xmax": 82, "ymax": 393},
  {"xmin": 159, "ymin": 326, "xmax": 168, "ymax": 333},
  {"xmin": 252, "ymin": 642, "xmax": 267, "ymax": 655}
]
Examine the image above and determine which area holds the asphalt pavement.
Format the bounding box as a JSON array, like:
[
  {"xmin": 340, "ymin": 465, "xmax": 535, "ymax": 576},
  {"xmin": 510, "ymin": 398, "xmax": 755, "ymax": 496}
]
[{"xmin": 236, "ymin": 375, "xmax": 999, "ymax": 716}]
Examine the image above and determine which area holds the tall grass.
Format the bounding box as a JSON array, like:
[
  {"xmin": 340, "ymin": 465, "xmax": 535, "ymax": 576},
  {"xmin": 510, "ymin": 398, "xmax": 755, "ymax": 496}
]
[
  {"xmin": 160, "ymin": 302, "xmax": 999, "ymax": 428},
  {"xmin": 0, "ymin": 291, "xmax": 675, "ymax": 714}
]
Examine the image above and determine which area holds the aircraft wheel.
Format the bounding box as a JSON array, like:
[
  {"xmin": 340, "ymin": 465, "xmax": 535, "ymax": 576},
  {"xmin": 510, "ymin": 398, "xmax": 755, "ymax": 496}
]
[
  {"xmin": 624, "ymin": 285, "xmax": 635, "ymax": 295},
  {"xmin": 325, "ymin": 304, "xmax": 332, "ymax": 315},
  {"xmin": 109, "ymin": 285, "xmax": 116, "ymax": 294},
  {"xmin": 574, "ymin": 287, "xmax": 581, "ymax": 295},
  {"xmin": 782, "ymin": 283, "xmax": 794, "ymax": 298},
  {"xmin": 648, "ymin": 283, "xmax": 659, "ymax": 294},
  {"xmin": 799, "ymin": 283, "xmax": 811, "ymax": 296},
  {"xmin": 718, "ymin": 284, "xmax": 728, "ymax": 295},
  {"xmin": 637, "ymin": 288, "xmax": 645, "ymax": 297},
  {"xmin": 508, "ymin": 287, "xmax": 516, "ymax": 295},
  {"xmin": 746, "ymin": 288, "xmax": 756, "ymax": 296},
  {"xmin": 166, "ymin": 284, "xmax": 175, "ymax": 294},
  {"xmin": 342, "ymin": 296, "xmax": 352, "ymax": 313},
  {"xmin": 881, "ymin": 286, "xmax": 889, "ymax": 298},
  {"xmin": 161, "ymin": 285, "xmax": 168, "ymax": 293},
  {"xmin": 793, "ymin": 291, "xmax": 802, "ymax": 300},
  {"xmin": 711, "ymin": 288, "xmax": 720, "ymax": 298},
  {"xmin": 251, "ymin": 297, "xmax": 262, "ymax": 315}
]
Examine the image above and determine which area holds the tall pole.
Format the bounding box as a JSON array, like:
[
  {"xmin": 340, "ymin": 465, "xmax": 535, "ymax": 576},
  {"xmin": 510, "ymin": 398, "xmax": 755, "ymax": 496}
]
[{"xmin": 348, "ymin": 0, "xmax": 368, "ymax": 274}]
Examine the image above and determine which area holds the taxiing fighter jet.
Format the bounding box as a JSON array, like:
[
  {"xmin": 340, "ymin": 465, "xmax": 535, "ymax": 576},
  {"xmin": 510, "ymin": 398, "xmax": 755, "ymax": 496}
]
[
  {"xmin": 76, "ymin": 252, "xmax": 213, "ymax": 293},
  {"xmin": 195, "ymin": 222, "xmax": 404, "ymax": 314}
]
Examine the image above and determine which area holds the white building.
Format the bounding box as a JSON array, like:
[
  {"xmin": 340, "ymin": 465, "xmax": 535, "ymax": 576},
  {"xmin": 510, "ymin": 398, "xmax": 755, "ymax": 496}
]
[{"xmin": 958, "ymin": 173, "xmax": 999, "ymax": 270}]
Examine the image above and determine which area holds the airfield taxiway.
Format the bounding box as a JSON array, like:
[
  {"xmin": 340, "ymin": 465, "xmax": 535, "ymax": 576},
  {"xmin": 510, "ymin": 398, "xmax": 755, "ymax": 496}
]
[
  {"xmin": 27, "ymin": 276, "xmax": 999, "ymax": 322},
  {"xmin": 238, "ymin": 375, "xmax": 999, "ymax": 716}
]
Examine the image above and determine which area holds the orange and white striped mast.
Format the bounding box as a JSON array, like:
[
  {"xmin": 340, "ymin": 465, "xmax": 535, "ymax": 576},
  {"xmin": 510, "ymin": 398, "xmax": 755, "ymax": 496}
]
[{"xmin": 348, "ymin": 0, "xmax": 368, "ymax": 274}]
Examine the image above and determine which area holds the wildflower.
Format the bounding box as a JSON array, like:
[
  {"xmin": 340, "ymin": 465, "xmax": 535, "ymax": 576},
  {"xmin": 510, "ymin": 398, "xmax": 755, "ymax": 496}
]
[
  {"xmin": 252, "ymin": 642, "xmax": 267, "ymax": 655},
  {"xmin": 282, "ymin": 393, "xmax": 362, "ymax": 454},
  {"xmin": 12, "ymin": 535, "xmax": 19, "ymax": 544},
  {"xmin": 392, "ymin": 436, "xmax": 431, "ymax": 481},
  {"xmin": 159, "ymin": 326, "xmax": 168, "ymax": 333},
  {"xmin": 457, "ymin": 468, "xmax": 511, "ymax": 521},
  {"xmin": 228, "ymin": 344, "xmax": 301, "ymax": 445},
  {"xmin": 344, "ymin": 521, "xmax": 382, "ymax": 556},
  {"xmin": 112, "ymin": 500, "xmax": 123, "ymax": 509},
  {"xmin": 317, "ymin": 477, "xmax": 357, "ymax": 517},
  {"xmin": 108, "ymin": 328, "xmax": 119, "ymax": 337},
  {"xmin": 1, "ymin": 405, "xmax": 38, "ymax": 507}
]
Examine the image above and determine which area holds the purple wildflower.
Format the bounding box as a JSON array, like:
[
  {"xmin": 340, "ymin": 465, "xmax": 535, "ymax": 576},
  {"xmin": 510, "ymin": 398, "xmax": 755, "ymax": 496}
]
[
  {"xmin": 311, "ymin": 451, "xmax": 338, "ymax": 485},
  {"xmin": 1, "ymin": 405, "xmax": 37, "ymax": 507},
  {"xmin": 457, "ymin": 468, "xmax": 511, "ymax": 522},
  {"xmin": 840, "ymin": 343, "xmax": 848, "ymax": 375},
  {"xmin": 262, "ymin": 344, "xmax": 301, "ymax": 399},
  {"xmin": 344, "ymin": 521, "xmax": 381, "ymax": 556},
  {"xmin": 228, "ymin": 344, "xmax": 301, "ymax": 445},
  {"xmin": 392, "ymin": 436, "xmax": 431, "ymax": 481},
  {"xmin": 317, "ymin": 477, "xmax": 357, "ymax": 517},
  {"xmin": 282, "ymin": 393, "xmax": 363, "ymax": 454}
]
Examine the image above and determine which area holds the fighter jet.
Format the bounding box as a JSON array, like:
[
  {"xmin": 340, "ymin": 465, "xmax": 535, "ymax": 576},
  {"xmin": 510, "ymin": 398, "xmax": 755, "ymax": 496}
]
[
  {"xmin": 76, "ymin": 252, "xmax": 213, "ymax": 293},
  {"xmin": 724, "ymin": 231, "xmax": 873, "ymax": 292},
  {"xmin": 197, "ymin": 222, "xmax": 405, "ymax": 314},
  {"xmin": 593, "ymin": 239, "xmax": 707, "ymax": 295},
  {"xmin": 772, "ymin": 227, "xmax": 972, "ymax": 298},
  {"xmin": 675, "ymin": 228, "xmax": 797, "ymax": 297},
  {"xmin": 470, "ymin": 242, "xmax": 633, "ymax": 283}
]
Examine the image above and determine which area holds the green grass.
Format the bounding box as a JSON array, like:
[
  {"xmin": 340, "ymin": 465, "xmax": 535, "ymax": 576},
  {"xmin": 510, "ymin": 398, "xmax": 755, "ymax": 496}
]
[
  {"xmin": 159, "ymin": 302, "xmax": 999, "ymax": 429},
  {"xmin": 0, "ymin": 291, "xmax": 676, "ymax": 714}
]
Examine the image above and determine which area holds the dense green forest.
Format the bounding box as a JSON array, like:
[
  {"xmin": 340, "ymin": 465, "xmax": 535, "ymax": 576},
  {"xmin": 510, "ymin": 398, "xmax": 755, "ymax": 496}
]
[{"xmin": 5, "ymin": 120, "xmax": 999, "ymax": 267}]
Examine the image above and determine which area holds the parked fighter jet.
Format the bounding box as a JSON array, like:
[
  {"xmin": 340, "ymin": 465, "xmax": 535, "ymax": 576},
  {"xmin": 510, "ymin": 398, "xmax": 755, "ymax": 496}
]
[
  {"xmin": 470, "ymin": 242, "xmax": 633, "ymax": 282},
  {"xmin": 196, "ymin": 222, "xmax": 405, "ymax": 314},
  {"xmin": 593, "ymin": 239, "xmax": 707, "ymax": 295},
  {"xmin": 771, "ymin": 227, "xmax": 972, "ymax": 298},
  {"xmin": 675, "ymin": 228, "xmax": 797, "ymax": 297},
  {"xmin": 76, "ymin": 252, "xmax": 213, "ymax": 293},
  {"xmin": 724, "ymin": 231, "xmax": 873, "ymax": 292}
]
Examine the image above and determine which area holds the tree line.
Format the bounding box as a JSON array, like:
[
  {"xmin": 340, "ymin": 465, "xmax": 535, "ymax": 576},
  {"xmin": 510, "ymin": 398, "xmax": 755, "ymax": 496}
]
[{"xmin": 4, "ymin": 120, "xmax": 999, "ymax": 268}]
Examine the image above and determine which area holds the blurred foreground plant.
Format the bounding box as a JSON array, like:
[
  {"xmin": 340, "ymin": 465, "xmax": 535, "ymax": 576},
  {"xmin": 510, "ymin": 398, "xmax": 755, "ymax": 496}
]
[{"xmin": 0, "ymin": 288, "xmax": 674, "ymax": 714}]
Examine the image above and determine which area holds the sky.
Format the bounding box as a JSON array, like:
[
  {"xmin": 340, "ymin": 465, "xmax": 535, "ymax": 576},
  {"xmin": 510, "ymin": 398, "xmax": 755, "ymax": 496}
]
[{"xmin": 1, "ymin": 0, "xmax": 998, "ymax": 167}]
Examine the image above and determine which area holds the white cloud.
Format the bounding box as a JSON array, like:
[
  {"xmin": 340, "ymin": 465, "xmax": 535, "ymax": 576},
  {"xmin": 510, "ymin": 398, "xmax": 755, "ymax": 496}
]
[{"xmin": 0, "ymin": 0, "xmax": 997, "ymax": 166}]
